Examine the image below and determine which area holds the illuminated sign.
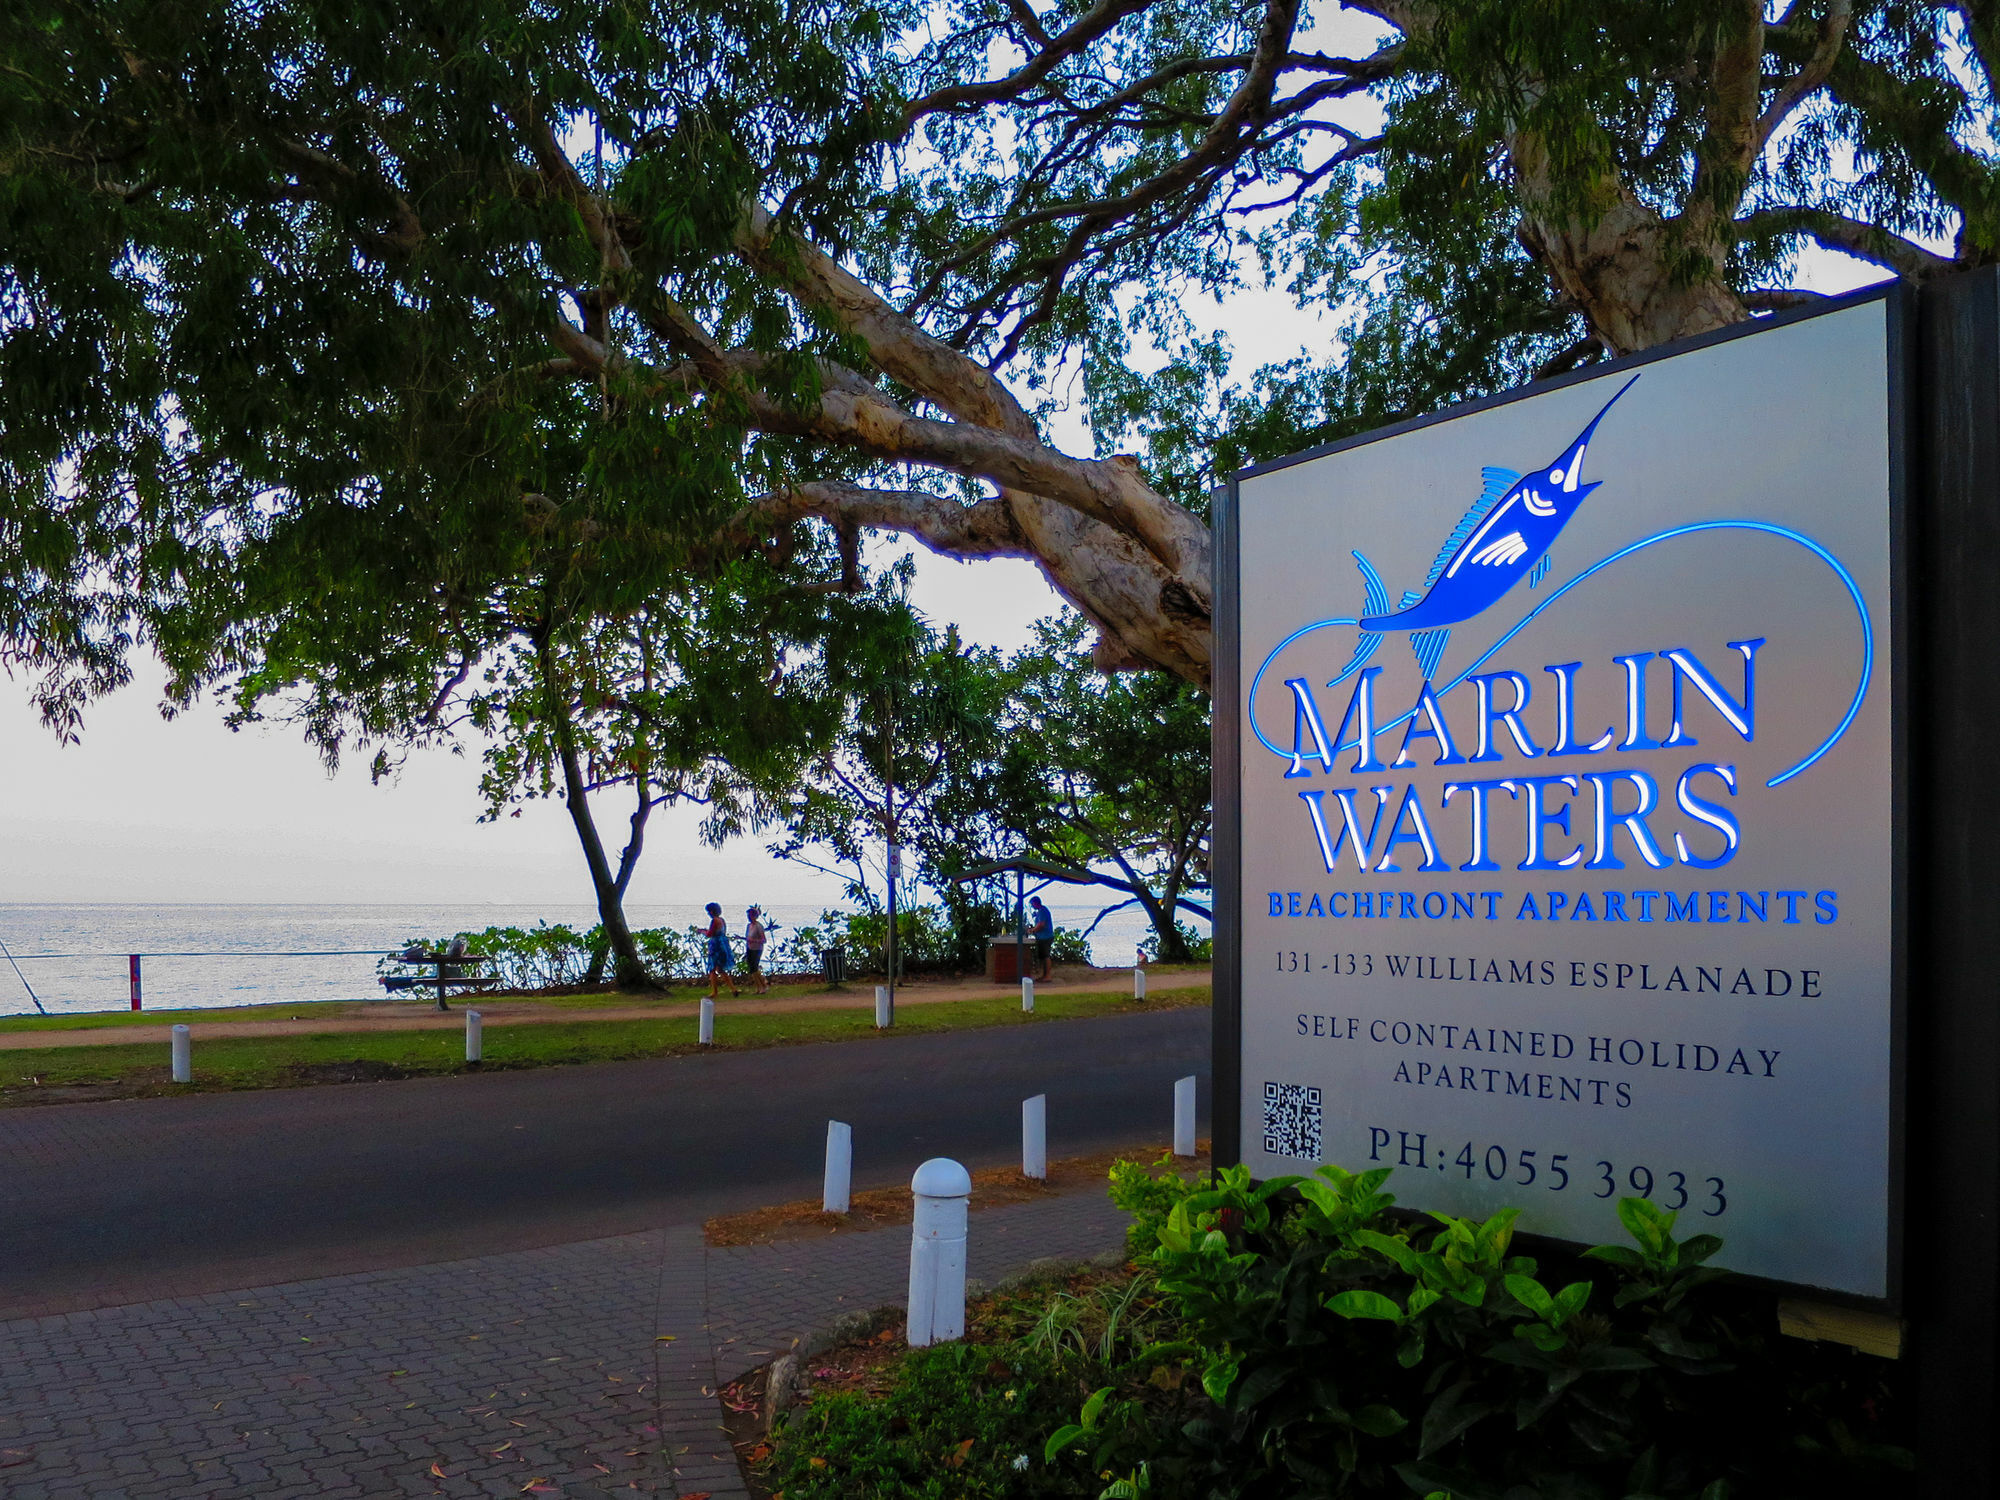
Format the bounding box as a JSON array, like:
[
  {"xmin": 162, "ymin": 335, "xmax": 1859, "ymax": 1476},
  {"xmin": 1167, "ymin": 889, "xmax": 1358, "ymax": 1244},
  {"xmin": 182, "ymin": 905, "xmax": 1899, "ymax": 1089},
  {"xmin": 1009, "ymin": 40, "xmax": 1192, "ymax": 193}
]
[{"xmin": 1218, "ymin": 292, "xmax": 1901, "ymax": 1298}]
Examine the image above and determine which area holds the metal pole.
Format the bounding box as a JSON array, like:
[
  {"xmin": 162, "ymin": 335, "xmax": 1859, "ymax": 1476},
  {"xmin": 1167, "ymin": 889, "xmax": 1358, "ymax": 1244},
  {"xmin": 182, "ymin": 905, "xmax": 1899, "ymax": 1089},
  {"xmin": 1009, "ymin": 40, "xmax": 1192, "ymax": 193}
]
[
  {"xmin": 1174, "ymin": 1075, "xmax": 1197, "ymax": 1157},
  {"xmin": 1134, "ymin": 967, "xmax": 1147, "ymax": 1001},
  {"xmin": 699, "ymin": 997, "xmax": 715, "ymax": 1046},
  {"xmin": 883, "ymin": 683, "xmax": 896, "ymax": 1026},
  {"xmin": 170, "ymin": 1024, "xmax": 191, "ymax": 1084},
  {"xmin": 465, "ymin": 1010, "xmax": 483, "ymax": 1062},
  {"xmin": 874, "ymin": 985, "xmax": 890, "ymax": 1028},
  {"xmin": 1021, "ymin": 977, "xmax": 1034, "ymax": 1012},
  {"xmin": 1015, "ymin": 870, "xmax": 1026, "ymax": 985},
  {"xmin": 129, "ymin": 954, "xmax": 142, "ymax": 1011}
]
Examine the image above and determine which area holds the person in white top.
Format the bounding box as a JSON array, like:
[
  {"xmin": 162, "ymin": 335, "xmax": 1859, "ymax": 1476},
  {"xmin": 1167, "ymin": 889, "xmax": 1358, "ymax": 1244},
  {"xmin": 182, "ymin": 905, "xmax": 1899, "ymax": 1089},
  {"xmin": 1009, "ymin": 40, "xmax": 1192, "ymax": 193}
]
[{"xmin": 743, "ymin": 907, "xmax": 770, "ymax": 994}]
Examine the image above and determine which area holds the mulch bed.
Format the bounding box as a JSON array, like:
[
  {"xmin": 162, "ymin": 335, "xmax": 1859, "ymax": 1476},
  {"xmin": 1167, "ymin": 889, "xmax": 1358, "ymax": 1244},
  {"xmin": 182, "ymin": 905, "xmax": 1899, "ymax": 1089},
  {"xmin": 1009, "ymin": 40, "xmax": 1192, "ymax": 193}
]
[{"xmin": 703, "ymin": 1140, "xmax": 1212, "ymax": 1248}]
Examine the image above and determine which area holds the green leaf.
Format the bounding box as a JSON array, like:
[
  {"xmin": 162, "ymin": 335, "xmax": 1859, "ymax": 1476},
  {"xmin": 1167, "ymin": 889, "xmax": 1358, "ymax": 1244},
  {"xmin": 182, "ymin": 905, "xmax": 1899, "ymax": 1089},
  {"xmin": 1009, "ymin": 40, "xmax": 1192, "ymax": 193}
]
[
  {"xmin": 1328, "ymin": 1289, "xmax": 1405, "ymax": 1322},
  {"xmin": 1201, "ymin": 1357, "xmax": 1240, "ymax": 1404},
  {"xmin": 1044, "ymin": 1424, "xmax": 1087, "ymax": 1462},
  {"xmin": 1616, "ymin": 1196, "xmax": 1674, "ymax": 1254},
  {"xmin": 1080, "ymin": 1385, "xmax": 1113, "ymax": 1429},
  {"xmin": 1354, "ymin": 1228, "xmax": 1423, "ymax": 1275},
  {"xmin": 1679, "ymin": 1234, "xmax": 1725, "ymax": 1265},
  {"xmin": 1503, "ymin": 1274, "xmax": 1555, "ymax": 1321},
  {"xmin": 1581, "ymin": 1244, "xmax": 1643, "ymax": 1270},
  {"xmin": 1351, "ymin": 1403, "xmax": 1409, "ymax": 1437}
]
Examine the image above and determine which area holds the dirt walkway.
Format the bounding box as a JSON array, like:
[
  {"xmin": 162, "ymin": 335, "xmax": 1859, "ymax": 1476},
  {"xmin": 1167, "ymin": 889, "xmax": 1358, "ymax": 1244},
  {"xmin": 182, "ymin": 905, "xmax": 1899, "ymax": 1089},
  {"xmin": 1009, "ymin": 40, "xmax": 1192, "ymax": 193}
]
[{"xmin": 0, "ymin": 968, "xmax": 1211, "ymax": 1050}]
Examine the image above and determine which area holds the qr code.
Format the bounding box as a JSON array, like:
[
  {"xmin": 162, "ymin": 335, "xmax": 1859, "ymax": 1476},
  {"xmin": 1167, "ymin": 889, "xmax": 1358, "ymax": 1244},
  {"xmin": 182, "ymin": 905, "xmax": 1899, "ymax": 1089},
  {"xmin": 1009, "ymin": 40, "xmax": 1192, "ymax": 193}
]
[{"xmin": 1262, "ymin": 1081, "xmax": 1323, "ymax": 1160}]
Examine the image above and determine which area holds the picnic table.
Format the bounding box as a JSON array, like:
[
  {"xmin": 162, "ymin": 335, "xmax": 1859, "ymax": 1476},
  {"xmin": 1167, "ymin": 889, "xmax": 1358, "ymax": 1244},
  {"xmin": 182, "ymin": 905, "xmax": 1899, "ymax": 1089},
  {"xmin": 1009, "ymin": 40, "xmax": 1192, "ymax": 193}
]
[{"xmin": 380, "ymin": 949, "xmax": 500, "ymax": 1011}]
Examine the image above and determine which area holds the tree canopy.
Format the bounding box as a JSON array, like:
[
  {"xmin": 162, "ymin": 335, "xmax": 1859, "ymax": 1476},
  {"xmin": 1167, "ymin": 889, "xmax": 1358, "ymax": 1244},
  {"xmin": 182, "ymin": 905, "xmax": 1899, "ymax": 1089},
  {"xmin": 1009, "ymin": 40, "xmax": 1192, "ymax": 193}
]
[{"xmin": 3, "ymin": 0, "xmax": 1992, "ymax": 717}]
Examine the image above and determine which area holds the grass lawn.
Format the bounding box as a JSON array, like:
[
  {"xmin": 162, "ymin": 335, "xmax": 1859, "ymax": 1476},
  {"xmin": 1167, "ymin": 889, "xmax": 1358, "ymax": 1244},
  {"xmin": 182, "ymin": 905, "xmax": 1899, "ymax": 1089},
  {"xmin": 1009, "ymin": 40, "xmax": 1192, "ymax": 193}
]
[
  {"xmin": 0, "ymin": 984, "xmax": 1210, "ymax": 1106},
  {"xmin": 0, "ymin": 984, "xmax": 798, "ymax": 1033}
]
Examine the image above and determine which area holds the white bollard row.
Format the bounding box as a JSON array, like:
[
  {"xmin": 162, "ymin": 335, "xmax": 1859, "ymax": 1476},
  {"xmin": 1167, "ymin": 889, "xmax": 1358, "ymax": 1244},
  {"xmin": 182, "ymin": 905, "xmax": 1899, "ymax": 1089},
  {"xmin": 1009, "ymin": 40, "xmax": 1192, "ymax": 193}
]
[
  {"xmin": 465, "ymin": 1010, "xmax": 483, "ymax": 1062},
  {"xmin": 824, "ymin": 1120, "xmax": 853, "ymax": 1214},
  {"xmin": 1173, "ymin": 1075, "xmax": 1197, "ymax": 1156},
  {"xmin": 170, "ymin": 1024, "xmax": 191, "ymax": 1084},
  {"xmin": 699, "ymin": 997, "xmax": 715, "ymax": 1046},
  {"xmin": 907, "ymin": 1157, "xmax": 970, "ymax": 1347},
  {"xmin": 1020, "ymin": 977, "xmax": 1034, "ymax": 1012},
  {"xmin": 875, "ymin": 985, "xmax": 891, "ymax": 1029},
  {"xmin": 1022, "ymin": 1094, "xmax": 1047, "ymax": 1180},
  {"xmin": 1134, "ymin": 967, "xmax": 1147, "ymax": 1001}
]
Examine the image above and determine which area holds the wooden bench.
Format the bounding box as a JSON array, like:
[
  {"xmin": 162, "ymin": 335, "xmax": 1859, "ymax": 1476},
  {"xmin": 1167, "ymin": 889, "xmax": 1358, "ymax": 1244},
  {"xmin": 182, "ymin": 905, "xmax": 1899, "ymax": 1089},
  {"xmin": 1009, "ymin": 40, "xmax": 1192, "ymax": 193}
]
[{"xmin": 380, "ymin": 952, "xmax": 500, "ymax": 1011}]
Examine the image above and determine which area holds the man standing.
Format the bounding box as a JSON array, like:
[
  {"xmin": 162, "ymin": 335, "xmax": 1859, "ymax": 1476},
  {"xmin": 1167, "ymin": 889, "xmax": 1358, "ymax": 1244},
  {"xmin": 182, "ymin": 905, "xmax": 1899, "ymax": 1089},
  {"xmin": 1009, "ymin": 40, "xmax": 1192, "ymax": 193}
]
[{"xmin": 1029, "ymin": 895, "xmax": 1055, "ymax": 981}]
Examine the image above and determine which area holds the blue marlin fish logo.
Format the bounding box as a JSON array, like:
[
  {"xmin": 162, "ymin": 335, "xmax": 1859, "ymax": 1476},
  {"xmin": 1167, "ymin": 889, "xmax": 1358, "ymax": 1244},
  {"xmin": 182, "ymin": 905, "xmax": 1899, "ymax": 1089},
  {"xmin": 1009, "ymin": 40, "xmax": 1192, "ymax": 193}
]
[{"xmin": 1337, "ymin": 374, "xmax": 1640, "ymax": 684}]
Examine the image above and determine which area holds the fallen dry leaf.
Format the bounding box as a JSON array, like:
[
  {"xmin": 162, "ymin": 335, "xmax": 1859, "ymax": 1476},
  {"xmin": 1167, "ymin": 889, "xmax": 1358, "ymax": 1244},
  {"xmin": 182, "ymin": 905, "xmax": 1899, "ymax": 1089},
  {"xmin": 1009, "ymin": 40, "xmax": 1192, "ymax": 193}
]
[
  {"xmin": 808, "ymin": 1457, "xmax": 827, "ymax": 1470},
  {"xmin": 947, "ymin": 1438, "xmax": 975, "ymax": 1468},
  {"xmin": 489, "ymin": 1442, "xmax": 513, "ymax": 1456},
  {"xmin": 429, "ymin": 1461, "xmax": 448, "ymax": 1479}
]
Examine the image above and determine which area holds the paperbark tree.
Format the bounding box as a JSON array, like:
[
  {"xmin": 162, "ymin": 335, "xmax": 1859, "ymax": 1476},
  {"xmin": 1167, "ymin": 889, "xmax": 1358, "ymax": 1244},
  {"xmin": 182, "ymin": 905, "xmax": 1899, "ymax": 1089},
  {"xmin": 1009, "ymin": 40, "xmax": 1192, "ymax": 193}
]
[{"xmin": 2, "ymin": 0, "xmax": 1993, "ymax": 710}]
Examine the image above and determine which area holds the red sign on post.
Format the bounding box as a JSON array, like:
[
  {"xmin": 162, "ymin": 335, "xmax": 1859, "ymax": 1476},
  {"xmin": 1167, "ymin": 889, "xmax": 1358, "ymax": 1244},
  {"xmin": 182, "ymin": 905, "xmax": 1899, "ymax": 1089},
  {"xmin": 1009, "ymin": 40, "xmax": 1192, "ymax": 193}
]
[{"xmin": 129, "ymin": 954, "xmax": 142, "ymax": 1011}]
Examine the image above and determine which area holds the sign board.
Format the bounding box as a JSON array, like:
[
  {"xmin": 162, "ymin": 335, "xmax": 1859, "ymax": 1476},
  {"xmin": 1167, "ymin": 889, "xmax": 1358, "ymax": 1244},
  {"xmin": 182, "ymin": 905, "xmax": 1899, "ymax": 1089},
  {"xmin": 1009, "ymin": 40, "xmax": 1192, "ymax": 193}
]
[{"xmin": 1216, "ymin": 291, "xmax": 1903, "ymax": 1301}]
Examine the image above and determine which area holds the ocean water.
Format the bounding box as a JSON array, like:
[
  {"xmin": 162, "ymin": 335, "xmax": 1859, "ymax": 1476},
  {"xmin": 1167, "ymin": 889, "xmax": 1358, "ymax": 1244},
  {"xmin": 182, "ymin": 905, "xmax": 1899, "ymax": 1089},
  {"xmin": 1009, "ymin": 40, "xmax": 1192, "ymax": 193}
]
[{"xmin": 0, "ymin": 902, "xmax": 1189, "ymax": 1017}]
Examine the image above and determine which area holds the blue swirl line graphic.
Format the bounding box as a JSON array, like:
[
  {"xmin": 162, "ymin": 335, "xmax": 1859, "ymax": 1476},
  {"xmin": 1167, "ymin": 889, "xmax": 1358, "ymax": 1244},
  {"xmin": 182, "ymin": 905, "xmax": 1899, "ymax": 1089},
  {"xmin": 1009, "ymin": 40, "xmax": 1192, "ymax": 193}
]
[{"xmin": 1247, "ymin": 520, "xmax": 1872, "ymax": 790}]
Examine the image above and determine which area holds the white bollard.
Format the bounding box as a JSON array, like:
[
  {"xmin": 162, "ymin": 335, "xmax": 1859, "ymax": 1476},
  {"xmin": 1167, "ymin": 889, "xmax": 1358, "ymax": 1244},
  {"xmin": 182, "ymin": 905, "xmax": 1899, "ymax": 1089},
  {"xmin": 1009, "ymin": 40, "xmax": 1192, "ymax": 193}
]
[
  {"xmin": 907, "ymin": 1158, "xmax": 971, "ymax": 1347},
  {"xmin": 1022, "ymin": 1094, "xmax": 1047, "ymax": 1180},
  {"xmin": 823, "ymin": 1120, "xmax": 852, "ymax": 1214},
  {"xmin": 1173, "ymin": 1075, "xmax": 1197, "ymax": 1157},
  {"xmin": 699, "ymin": 997, "xmax": 715, "ymax": 1046},
  {"xmin": 1134, "ymin": 967, "xmax": 1147, "ymax": 1001},
  {"xmin": 170, "ymin": 1024, "xmax": 191, "ymax": 1084},
  {"xmin": 875, "ymin": 985, "xmax": 890, "ymax": 1029},
  {"xmin": 465, "ymin": 1010, "xmax": 483, "ymax": 1062},
  {"xmin": 1020, "ymin": 977, "xmax": 1034, "ymax": 1012}
]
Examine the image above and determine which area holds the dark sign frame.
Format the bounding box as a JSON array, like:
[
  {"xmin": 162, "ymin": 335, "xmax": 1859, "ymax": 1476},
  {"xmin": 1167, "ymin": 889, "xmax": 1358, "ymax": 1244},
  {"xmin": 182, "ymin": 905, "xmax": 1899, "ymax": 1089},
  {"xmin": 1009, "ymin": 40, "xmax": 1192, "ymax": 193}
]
[{"xmin": 1211, "ymin": 283, "xmax": 1912, "ymax": 1312}]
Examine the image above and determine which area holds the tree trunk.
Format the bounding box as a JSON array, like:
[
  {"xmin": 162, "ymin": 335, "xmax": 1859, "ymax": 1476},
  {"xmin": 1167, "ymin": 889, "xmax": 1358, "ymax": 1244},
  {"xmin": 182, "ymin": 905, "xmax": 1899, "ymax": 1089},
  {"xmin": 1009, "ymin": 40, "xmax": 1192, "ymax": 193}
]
[
  {"xmin": 585, "ymin": 778, "xmax": 654, "ymax": 986},
  {"xmin": 1511, "ymin": 144, "xmax": 1752, "ymax": 356},
  {"xmin": 540, "ymin": 642, "xmax": 660, "ymax": 992}
]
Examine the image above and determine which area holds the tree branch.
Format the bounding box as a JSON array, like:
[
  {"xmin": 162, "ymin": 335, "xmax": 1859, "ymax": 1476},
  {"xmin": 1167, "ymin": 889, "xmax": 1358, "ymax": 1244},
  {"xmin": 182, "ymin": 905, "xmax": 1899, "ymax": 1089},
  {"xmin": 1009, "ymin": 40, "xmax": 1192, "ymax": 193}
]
[
  {"xmin": 906, "ymin": 0, "xmax": 1155, "ymax": 118},
  {"xmin": 1754, "ymin": 0, "xmax": 1850, "ymax": 154},
  {"xmin": 722, "ymin": 483, "xmax": 1031, "ymax": 562},
  {"xmin": 1737, "ymin": 206, "xmax": 1955, "ymax": 277}
]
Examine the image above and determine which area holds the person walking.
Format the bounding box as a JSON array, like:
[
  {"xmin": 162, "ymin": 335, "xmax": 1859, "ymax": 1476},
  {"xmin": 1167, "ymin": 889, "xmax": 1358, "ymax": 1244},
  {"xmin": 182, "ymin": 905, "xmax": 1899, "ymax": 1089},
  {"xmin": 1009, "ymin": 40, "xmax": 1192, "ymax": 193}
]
[
  {"xmin": 704, "ymin": 902, "xmax": 739, "ymax": 999},
  {"xmin": 1029, "ymin": 894, "xmax": 1055, "ymax": 981},
  {"xmin": 743, "ymin": 906, "xmax": 770, "ymax": 995}
]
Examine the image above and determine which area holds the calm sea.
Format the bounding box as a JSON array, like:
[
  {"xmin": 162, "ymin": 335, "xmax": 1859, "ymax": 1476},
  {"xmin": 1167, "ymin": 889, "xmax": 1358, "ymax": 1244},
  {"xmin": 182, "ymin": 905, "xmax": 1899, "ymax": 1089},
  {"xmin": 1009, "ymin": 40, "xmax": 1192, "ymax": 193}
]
[{"xmin": 0, "ymin": 902, "xmax": 1179, "ymax": 1017}]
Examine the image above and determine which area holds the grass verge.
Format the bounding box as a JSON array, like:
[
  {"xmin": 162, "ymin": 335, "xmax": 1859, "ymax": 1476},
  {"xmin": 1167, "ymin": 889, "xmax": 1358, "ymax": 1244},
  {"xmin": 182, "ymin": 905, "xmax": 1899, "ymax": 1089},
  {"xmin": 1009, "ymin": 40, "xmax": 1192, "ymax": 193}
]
[{"xmin": 0, "ymin": 985, "xmax": 1209, "ymax": 1107}]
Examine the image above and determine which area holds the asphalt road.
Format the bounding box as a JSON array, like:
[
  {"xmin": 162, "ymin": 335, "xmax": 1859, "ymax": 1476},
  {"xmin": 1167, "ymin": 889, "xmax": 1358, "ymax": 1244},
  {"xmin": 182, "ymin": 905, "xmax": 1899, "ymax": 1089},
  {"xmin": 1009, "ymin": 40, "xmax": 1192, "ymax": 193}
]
[{"xmin": 0, "ymin": 1008, "xmax": 1209, "ymax": 1318}]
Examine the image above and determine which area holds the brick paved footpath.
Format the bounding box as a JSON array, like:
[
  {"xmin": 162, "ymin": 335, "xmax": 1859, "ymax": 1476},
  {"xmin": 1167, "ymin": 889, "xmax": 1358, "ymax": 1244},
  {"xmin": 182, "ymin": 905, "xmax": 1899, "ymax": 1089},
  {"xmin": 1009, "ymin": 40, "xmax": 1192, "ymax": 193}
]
[{"xmin": 0, "ymin": 1191, "xmax": 1130, "ymax": 1500}]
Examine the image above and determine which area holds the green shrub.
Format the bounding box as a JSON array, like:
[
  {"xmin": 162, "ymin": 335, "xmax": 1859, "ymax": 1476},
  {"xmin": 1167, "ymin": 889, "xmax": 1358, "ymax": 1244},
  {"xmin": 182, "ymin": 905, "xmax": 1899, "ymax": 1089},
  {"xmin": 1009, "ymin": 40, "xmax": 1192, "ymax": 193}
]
[
  {"xmin": 1049, "ymin": 1163, "xmax": 1911, "ymax": 1499},
  {"xmin": 763, "ymin": 1342, "xmax": 1080, "ymax": 1499},
  {"xmin": 383, "ymin": 922, "xmax": 703, "ymax": 988},
  {"xmin": 1108, "ymin": 1150, "xmax": 1204, "ymax": 1259},
  {"xmin": 1138, "ymin": 920, "xmax": 1212, "ymax": 964},
  {"xmin": 1050, "ymin": 925, "xmax": 1094, "ymax": 964}
]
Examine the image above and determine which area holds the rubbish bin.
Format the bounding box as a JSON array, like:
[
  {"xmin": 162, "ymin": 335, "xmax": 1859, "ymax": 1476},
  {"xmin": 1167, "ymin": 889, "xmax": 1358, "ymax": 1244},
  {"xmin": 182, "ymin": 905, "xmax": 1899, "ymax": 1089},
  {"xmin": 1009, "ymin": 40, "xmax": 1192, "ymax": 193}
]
[{"xmin": 821, "ymin": 945, "xmax": 847, "ymax": 985}]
